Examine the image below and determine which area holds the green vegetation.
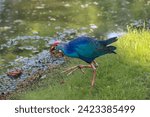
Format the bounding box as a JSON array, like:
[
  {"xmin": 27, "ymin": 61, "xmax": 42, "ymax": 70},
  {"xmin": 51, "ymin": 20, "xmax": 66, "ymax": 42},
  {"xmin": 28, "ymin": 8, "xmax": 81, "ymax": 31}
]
[{"xmin": 10, "ymin": 29, "xmax": 150, "ymax": 100}]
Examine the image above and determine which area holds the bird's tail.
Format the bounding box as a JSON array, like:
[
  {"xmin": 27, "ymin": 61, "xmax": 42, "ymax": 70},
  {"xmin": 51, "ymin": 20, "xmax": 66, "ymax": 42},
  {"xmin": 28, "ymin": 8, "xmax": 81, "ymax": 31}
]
[
  {"xmin": 107, "ymin": 46, "xmax": 117, "ymax": 54},
  {"xmin": 105, "ymin": 37, "xmax": 118, "ymax": 45}
]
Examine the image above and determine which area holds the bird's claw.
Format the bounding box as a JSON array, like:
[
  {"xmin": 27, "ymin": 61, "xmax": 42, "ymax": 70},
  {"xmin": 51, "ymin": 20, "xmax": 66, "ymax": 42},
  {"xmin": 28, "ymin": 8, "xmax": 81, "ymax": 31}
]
[
  {"xmin": 66, "ymin": 68, "xmax": 78, "ymax": 76},
  {"xmin": 61, "ymin": 66, "xmax": 77, "ymax": 73},
  {"xmin": 61, "ymin": 65, "xmax": 85, "ymax": 76},
  {"xmin": 78, "ymin": 66, "xmax": 85, "ymax": 74}
]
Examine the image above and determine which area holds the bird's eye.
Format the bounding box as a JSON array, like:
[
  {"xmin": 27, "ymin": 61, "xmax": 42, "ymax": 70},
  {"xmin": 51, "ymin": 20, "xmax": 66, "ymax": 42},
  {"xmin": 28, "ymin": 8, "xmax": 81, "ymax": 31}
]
[{"xmin": 58, "ymin": 50, "xmax": 62, "ymax": 53}]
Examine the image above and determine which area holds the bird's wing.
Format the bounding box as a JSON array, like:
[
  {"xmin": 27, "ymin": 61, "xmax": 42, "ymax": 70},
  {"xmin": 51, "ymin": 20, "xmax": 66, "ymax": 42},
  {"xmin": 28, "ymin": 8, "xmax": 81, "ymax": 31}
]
[{"xmin": 74, "ymin": 39, "xmax": 105, "ymax": 58}]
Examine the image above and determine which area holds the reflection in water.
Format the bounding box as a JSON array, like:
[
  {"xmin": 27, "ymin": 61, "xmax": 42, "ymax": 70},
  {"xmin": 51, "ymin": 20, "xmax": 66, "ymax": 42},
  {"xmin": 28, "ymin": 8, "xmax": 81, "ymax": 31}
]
[
  {"xmin": 0, "ymin": 0, "xmax": 4, "ymax": 12},
  {"xmin": 0, "ymin": 0, "xmax": 150, "ymax": 94},
  {"xmin": 1, "ymin": 0, "xmax": 150, "ymax": 38}
]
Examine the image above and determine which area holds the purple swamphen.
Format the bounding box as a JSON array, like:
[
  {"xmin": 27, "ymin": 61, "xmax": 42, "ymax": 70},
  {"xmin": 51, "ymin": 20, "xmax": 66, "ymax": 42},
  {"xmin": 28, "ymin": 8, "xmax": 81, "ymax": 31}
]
[{"xmin": 50, "ymin": 36, "xmax": 118, "ymax": 88}]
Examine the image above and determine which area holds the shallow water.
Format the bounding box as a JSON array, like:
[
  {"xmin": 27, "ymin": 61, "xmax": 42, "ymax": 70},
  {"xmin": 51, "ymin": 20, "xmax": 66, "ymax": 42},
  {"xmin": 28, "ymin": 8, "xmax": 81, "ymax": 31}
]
[{"xmin": 0, "ymin": 0, "xmax": 150, "ymax": 94}]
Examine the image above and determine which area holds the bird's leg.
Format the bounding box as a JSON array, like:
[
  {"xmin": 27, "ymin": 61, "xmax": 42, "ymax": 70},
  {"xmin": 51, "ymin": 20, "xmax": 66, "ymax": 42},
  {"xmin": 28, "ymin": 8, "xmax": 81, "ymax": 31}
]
[
  {"xmin": 62, "ymin": 62, "xmax": 97, "ymax": 93},
  {"xmin": 93, "ymin": 60, "xmax": 98, "ymax": 68},
  {"xmin": 62, "ymin": 64, "xmax": 92, "ymax": 76},
  {"xmin": 90, "ymin": 63, "xmax": 97, "ymax": 87}
]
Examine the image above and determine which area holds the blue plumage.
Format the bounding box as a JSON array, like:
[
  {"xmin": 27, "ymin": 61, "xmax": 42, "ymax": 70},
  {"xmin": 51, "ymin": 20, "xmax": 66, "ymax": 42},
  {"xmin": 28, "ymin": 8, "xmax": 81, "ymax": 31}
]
[
  {"xmin": 51, "ymin": 36, "xmax": 118, "ymax": 88},
  {"xmin": 56, "ymin": 36, "xmax": 118, "ymax": 63}
]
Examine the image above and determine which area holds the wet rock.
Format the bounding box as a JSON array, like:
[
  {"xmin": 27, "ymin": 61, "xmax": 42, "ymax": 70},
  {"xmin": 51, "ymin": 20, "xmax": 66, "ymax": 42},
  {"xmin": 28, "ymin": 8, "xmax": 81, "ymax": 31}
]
[
  {"xmin": 14, "ymin": 19, "xmax": 25, "ymax": 25},
  {"xmin": 0, "ymin": 26, "xmax": 11, "ymax": 32},
  {"xmin": 130, "ymin": 20, "xmax": 150, "ymax": 30},
  {"xmin": 32, "ymin": 31, "xmax": 39, "ymax": 35},
  {"xmin": 6, "ymin": 69, "xmax": 23, "ymax": 78},
  {"xmin": 18, "ymin": 46, "xmax": 37, "ymax": 51},
  {"xmin": 90, "ymin": 24, "xmax": 98, "ymax": 29}
]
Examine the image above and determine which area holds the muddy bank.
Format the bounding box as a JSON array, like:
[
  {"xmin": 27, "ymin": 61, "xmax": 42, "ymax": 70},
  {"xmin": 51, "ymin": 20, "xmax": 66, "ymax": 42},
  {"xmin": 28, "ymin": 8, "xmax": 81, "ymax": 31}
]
[
  {"xmin": 0, "ymin": 62, "xmax": 61, "ymax": 100},
  {"xmin": 0, "ymin": 29, "xmax": 78, "ymax": 97},
  {"xmin": 0, "ymin": 50, "xmax": 64, "ymax": 97}
]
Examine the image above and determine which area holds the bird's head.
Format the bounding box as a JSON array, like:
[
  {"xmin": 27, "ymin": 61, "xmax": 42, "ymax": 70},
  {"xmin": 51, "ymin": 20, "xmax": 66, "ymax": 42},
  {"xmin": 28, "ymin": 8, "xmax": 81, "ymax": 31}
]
[{"xmin": 50, "ymin": 41, "xmax": 64, "ymax": 58}]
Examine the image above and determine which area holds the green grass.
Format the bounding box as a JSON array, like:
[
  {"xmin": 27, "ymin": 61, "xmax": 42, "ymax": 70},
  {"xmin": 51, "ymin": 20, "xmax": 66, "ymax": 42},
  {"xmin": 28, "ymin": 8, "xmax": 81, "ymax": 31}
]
[{"xmin": 10, "ymin": 29, "xmax": 150, "ymax": 100}]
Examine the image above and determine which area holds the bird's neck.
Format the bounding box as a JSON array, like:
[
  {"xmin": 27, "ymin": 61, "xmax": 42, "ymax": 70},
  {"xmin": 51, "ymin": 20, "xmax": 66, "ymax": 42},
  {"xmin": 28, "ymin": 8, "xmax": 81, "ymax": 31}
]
[{"xmin": 59, "ymin": 43, "xmax": 68, "ymax": 54}]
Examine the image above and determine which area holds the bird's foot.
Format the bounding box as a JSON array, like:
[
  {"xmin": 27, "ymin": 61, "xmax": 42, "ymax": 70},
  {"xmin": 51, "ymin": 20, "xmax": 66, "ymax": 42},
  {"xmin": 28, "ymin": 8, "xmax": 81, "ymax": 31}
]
[
  {"xmin": 61, "ymin": 65, "xmax": 85, "ymax": 76},
  {"xmin": 89, "ymin": 63, "xmax": 96, "ymax": 92}
]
